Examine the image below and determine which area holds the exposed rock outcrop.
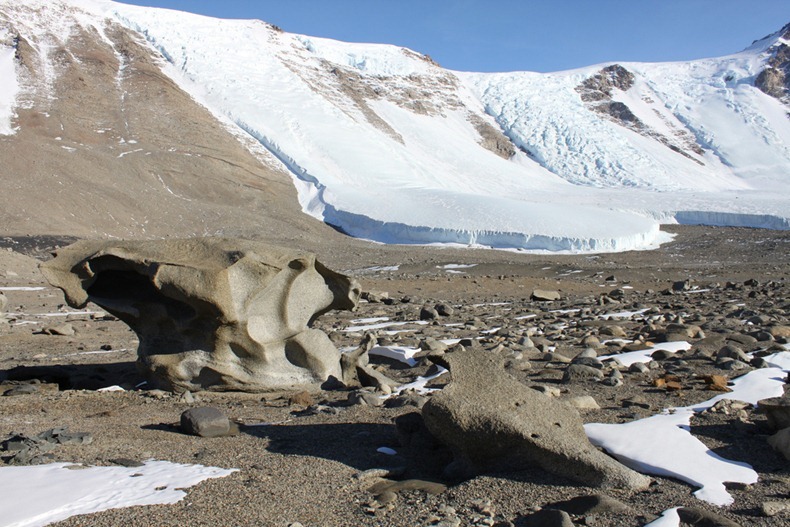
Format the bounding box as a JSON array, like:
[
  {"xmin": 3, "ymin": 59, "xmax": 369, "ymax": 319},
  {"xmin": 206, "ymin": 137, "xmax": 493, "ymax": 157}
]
[
  {"xmin": 40, "ymin": 238, "xmax": 360, "ymax": 392},
  {"xmin": 467, "ymin": 112, "xmax": 517, "ymax": 159},
  {"xmin": 755, "ymin": 28, "xmax": 790, "ymax": 104},
  {"xmin": 575, "ymin": 64, "xmax": 704, "ymax": 162},
  {"xmin": 577, "ymin": 64, "xmax": 636, "ymax": 102}
]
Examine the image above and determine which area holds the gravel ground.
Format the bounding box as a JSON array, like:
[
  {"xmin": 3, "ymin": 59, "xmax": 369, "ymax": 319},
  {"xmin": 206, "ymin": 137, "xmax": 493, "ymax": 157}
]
[{"xmin": 1, "ymin": 225, "xmax": 789, "ymax": 526}]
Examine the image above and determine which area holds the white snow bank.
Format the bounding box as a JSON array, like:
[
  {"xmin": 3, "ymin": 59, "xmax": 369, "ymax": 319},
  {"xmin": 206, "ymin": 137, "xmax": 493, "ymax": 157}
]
[
  {"xmin": 585, "ymin": 351, "xmax": 790, "ymax": 505},
  {"xmin": 369, "ymin": 345, "xmax": 421, "ymax": 367},
  {"xmin": 0, "ymin": 460, "xmax": 237, "ymax": 527},
  {"xmin": 599, "ymin": 308, "xmax": 650, "ymax": 320},
  {"xmin": 392, "ymin": 366, "xmax": 448, "ymax": 395},
  {"xmin": 599, "ymin": 341, "xmax": 692, "ymax": 367},
  {"xmin": 587, "ymin": 408, "xmax": 756, "ymax": 505},
  {"xmin": 359, "ymin": 344, "xmax": 448, "ymax": 394},
  {"xmin": 357, "ymin": 265, "xmax": 400, "ymax": 273},
  {"xmin": 349, "ymin": 316, "xmax": 390, "ymax": 324},
  {"xmin": 0, "ymin": 30, "xmax": 19, "ymax": 136},
  {"xmin": 342, "ymin": 319, "xmax": 428, "ymax": 333}
]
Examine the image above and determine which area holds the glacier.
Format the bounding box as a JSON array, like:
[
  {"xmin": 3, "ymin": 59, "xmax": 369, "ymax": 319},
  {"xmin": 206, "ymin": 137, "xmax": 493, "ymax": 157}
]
[{"xmin": 2, "ymin": 0, "xmax": 789, "ymax": 252}]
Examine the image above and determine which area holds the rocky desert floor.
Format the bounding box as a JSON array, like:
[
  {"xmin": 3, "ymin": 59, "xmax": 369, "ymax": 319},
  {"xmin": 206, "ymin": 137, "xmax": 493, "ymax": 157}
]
[{"xmin": 1, "ymin": 225, "xmax": 789, "ymax": 527}]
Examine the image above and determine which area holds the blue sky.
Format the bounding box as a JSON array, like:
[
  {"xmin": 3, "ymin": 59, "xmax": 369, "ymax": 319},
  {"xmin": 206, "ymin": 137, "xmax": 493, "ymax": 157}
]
[{"xmin": 118, "ymin": 1, "xmax": 790, "ymax": 73}]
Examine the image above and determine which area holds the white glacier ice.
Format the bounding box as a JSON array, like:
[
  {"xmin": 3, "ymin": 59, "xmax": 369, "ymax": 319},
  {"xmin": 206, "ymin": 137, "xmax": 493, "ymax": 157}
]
[{"xmin": 1, "ymin": 0, "xmax": 788, "ymax": 251}]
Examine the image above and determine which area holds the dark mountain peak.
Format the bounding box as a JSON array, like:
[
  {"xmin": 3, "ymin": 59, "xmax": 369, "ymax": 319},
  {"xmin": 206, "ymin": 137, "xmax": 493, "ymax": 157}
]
[{"xmin": 753, "ymin": 24, "xmax": 790, "ymax": 103}]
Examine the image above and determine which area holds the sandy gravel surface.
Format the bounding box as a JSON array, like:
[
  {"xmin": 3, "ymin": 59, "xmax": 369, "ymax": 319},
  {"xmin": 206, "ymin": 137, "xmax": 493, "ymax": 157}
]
[{"xmin": 1, "ymin": 225, "xmax": 789, "ymax": 526}]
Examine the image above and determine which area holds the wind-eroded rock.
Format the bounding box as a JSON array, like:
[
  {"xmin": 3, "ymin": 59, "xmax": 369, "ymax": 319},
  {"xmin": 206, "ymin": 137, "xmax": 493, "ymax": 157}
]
[
  {"xmin": 40, "ymin": 238, "xmax": 360, "ymax": 392},
  {"xmin": 421, "ymin": 345, "xmax": 651, "ymax": 490}
]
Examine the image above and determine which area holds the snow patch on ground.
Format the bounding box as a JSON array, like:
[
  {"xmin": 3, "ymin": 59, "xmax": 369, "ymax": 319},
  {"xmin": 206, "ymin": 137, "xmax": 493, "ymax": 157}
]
[
  {"xmin": 599, "ymin": 308, "xmax": 650, "ymax": 320},
  {"xmin": 368, "ymin": 345, "xmax": 420, "ymax": 367},
  {"xmin": 0, "ymin": 460, "xmax": 236, "ymax": 527},
  {"xmin": 585, "ymin": 351, "xmax": 790, "ymax": 505},
  {"xmin": 342, "ymin": 319, "xmax": 428, "ymax": 333},
  {"xmin": 392, "ymin": 366, "xmax": 447, "ymax": 395},
  {"xmin": 599, "ymin": 341, "xmax": 692, "ymax": 367}
]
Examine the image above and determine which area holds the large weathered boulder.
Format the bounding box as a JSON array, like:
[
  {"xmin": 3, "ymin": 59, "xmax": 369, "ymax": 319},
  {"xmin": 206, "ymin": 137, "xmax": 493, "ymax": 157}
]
[
  {"xmin": 758, "ymin": 395, "xmax": 790, "ymax": 431},
  {"xmin": 421, "ymin": 345, "xmax": 651, "ymax": 490},
  {"xmin": 40, "ymin": 238, "xmax": 360, "ymax": 392}
]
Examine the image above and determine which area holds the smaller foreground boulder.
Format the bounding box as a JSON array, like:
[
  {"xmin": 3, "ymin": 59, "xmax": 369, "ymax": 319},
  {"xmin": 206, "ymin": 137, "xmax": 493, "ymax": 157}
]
[
  {"xmin": 421, "ymin": 345, "xmax": 651, "ymax": 490},
  {"xmin": 758, "ymin": 395, "xmax": 790, "ymax": 431},
  {"xmin": 180, "ymin": 407, "xmax": 237, "ymax": 438},
  {"xmin": 40, "ymin": 238, "xmax": 360, "ymax": 392},
  {"xmin": 531, "ymin": 289, "xmax": 561, "ymax": 301}
]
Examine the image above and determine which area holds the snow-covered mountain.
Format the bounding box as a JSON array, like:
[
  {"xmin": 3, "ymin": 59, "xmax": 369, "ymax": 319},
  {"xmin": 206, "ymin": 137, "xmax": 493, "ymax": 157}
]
[{"xmin": 1, "ymin": 0, "xmax": 788, "ymax": 252}]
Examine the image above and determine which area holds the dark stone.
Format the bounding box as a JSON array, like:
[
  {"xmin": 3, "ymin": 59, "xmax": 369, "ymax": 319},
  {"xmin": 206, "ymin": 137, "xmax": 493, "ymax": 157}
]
[
  {"xmin": 621, "ymin": 396, "xmax": 650, "ymax": 409},
  {"xmin": 572, "ymin": 356, "xmax": 604, "ymax": 369},
  {"xmin": 562, "ymin": 364, "xmax": 605, "ymax": 383},
  {"xmin": 435, "ymin": 303, "xmax": 454, "ymax": 316},
  {"xmin": 521, "ymin": 509, "xmax": 574, "ymax": 527},
  {"xmin": 3, "ymin": 384, "xmax": 38, "ymax": 396},
  {"xmin": 1, "ymin": 427, "xmax": 92, "ymax": 465},
  {"xmin": 757, "ymin": 395, "xmax": 790, "ymax": 431},
  {"xmin": 180, "ymin": 407, "xmax": 235, "ymax": 438},
  {"xmin": 531, "ymin": 289, "xmax": 561, "ymax": 301},
  {"xmin": 651, "ymin": 349, "xmax": 676, "ymax": 361},
  {"xmin": 677, "ymin": 506, "xmax": 742, "ymax": 527},
  {"xmin": 420, "ymin": 306, "xmax": 439, "ymax": 320},
  {"xmin": 546, "ymin": 493, "xmax": 631, "ymax": 515},
  {"xmin": 110, "ymin": 458, "xmax": 145, "ymax": 467}
]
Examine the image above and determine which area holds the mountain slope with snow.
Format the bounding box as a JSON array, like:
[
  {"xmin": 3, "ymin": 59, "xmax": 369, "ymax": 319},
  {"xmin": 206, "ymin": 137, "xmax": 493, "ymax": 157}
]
[
  {"xmin": 462, "ymin": 29, "xmax": 790, "ymax": 192},
  {"xmin": 0, "ymin": 0, "xmax": 788, "ymax": 251},
  {"xmin": 0, "ymin": 0, "xmax": 340, "ymax": 246}
]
